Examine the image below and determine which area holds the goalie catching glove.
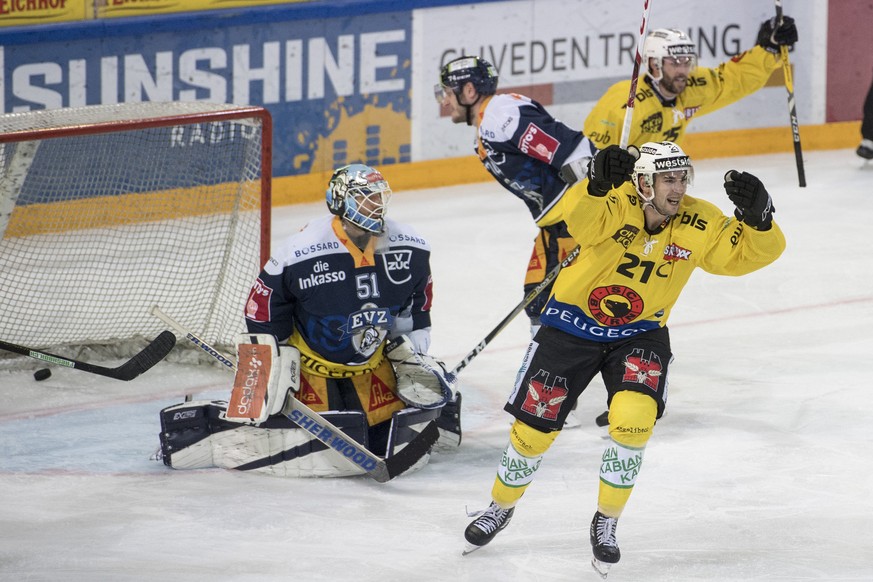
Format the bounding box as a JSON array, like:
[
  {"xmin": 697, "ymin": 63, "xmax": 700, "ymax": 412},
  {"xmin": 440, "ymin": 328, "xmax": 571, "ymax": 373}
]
[
  {"xmin": 385, "ymin": 335, "xmax": 456, "ymax": 409},
  {"xmin": 224, "ymin": 333, "xmax": 300, "ymax": 425}
]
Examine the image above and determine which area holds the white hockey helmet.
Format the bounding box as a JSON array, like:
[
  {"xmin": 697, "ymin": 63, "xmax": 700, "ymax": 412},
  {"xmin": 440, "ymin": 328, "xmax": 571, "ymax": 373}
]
[
  {"xmin": 643, "ymin": 28, "xmax": 697, "ymax": 80},
  {"xmin": 326, "ymin": 164, "xmax": 391, "ymax": 233},
  {"xmin": 633, "ymin": 141, "xmax": 694, "ymax": 199}
]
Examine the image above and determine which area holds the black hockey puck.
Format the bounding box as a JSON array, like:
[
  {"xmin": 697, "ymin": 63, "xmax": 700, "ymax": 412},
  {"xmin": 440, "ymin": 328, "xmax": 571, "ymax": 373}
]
[{"xmin": 34, "ymin": 368, "xmax": 52, "ymax": 381}]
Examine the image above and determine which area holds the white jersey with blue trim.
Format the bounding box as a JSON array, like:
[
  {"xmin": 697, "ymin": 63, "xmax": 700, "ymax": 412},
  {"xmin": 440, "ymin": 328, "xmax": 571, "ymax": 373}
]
[{"xmin": 244, "ymin": 215, "xmax": 433, "ymax": 367}]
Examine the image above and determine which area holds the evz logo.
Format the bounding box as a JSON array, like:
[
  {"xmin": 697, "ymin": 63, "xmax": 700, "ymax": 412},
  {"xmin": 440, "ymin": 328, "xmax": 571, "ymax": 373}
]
[
  {"xmin": 340, "ymin": 303, "xmax": 393, "ymax": 358},
  {"xmin": 383, "ymin": 250, "xmax": 412, "ymax": 284}
]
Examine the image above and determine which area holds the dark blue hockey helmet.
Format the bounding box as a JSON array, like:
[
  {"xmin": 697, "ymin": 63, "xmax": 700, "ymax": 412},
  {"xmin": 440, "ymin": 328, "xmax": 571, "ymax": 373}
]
[
  {"xmin": 435, "ymin": 56, "xmax": 499, "ymax": 102},
  {"xmin": 326, "ymin": 164, "xmax": 391, "ymax": 233}
]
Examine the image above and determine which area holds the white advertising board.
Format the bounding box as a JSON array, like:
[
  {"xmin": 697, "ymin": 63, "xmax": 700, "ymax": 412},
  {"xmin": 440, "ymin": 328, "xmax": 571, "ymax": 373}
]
[{"xmin": 411, "ymin": 0, "xmax": 826, "ymax": 161}]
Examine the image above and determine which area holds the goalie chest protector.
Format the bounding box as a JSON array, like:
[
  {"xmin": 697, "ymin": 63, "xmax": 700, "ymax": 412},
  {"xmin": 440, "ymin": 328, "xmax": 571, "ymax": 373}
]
[{"xmin": 245, "ymin": 215, "xmax": 433, "ymax": 366}]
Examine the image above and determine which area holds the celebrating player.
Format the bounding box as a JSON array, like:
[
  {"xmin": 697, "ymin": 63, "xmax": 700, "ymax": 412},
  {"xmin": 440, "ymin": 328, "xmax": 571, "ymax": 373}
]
[
  {"xmin": 462, "ymin": 142, "xmax": 786, "ymax": 578},
  {"xmin": 582, "ymin": 16, "xmax": 797, "ymax": 428},
  {"xmin": 157, "ymin": 164, "xmax": 459, "ymax": 477},
  {"xmin": 584, "ymin": 18, "xmax": 799, "ymax": 148}
]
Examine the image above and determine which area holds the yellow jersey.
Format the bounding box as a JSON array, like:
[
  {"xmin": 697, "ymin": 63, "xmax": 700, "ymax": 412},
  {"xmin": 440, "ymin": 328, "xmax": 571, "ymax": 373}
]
[
  {"xmin": 583, "ymin": 46, "xmax": 780, "ymax": 148},
  {"xmin": 540, "ymin": 182, "xmax": 786, "ymax": 342}
]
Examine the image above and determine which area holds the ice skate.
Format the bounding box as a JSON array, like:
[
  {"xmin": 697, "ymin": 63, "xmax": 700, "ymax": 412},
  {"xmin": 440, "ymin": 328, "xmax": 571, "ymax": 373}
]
[
  {"xmin": 857, "ymin": 139, "xmax": 873, "ymax": 160},
  {"xmin": 589, "ymin": 511, "xmax": 620, "ymax": 578},
  {"xmin": 594, "ymin": 410, "xmax": 609, "ymax": 427},
  {"xmin": 462, "ymin": 501, "xmax": 514, "ymax": 555}
]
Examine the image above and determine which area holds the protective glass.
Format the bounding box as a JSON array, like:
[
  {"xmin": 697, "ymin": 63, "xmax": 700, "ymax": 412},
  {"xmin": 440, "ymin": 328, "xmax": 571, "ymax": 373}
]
[
  {"xmin": 433, "ymin": 83, "xmax": 451, "ymax": 103},
  {"xmin": 662, "ymin": 56, "xmax": 697, "ymax": 69},
  {"xmin": 654, "ymin": 168, "xmax": 694, "ymax": 187}
]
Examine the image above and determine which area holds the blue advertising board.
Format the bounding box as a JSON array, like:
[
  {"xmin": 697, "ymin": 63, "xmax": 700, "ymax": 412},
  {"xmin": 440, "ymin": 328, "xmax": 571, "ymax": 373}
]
[{"xmin": 0, "ymin": 7, "xmax": 412, "ymax": 179}]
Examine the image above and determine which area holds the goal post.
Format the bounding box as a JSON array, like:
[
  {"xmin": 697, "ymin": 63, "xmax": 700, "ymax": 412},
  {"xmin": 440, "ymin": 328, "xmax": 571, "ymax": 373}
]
[{"xmin": 0, "ymin": 102, "xmax": 272, "ymax": 359}]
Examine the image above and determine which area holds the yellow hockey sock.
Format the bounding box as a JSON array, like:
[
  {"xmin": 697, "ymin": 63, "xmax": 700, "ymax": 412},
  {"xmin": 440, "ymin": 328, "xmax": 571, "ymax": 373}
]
[
  {"xmin": 491, "ymin": 419, "xmax": 559, "ymax": 508},
  {"xmin": 597, "ymin": 391, "xmax": 657, "ymax": 517}
]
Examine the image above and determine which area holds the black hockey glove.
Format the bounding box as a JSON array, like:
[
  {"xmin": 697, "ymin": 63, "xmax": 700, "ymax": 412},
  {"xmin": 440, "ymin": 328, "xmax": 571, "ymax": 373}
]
[
  {"xmin": 723, "ymin": 170, "xmax": 775, "ymax": 231},
  {"xmin": 757, "ymin": 15, "xmax": 798, "ymax": 54},
  {"xmin": 586, "ymin": 145, "xmax": 638, "ymax": 197}
]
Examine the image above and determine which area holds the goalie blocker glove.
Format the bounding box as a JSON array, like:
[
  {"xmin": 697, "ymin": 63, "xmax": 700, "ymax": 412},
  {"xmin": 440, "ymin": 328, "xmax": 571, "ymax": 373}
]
[
  {"xmin": 723, "ymin": 170, "xmax": 775, "ymax": 231},
  {"xmin": 385, "ymin": 335, "xmax": 455, "ymax": 409},
  {"xmin": 757, "ymin": 15, "xmax": 798, "ymax": 54},
  {"xmin": 586, "ymin": 145, "xmax": 639, "ymax": 197},
  {"xmin": 225, "ymin": 333, "xmax": 300, "ymax": 425}
]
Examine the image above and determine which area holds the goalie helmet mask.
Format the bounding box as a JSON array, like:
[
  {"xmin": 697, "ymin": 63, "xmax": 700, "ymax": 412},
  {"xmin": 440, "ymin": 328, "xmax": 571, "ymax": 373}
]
[
  {"xmin": 326, "ymin": 164, "xmax": 392, "ymax": 233},
  {"xmin": 632, "ymin": 141, "xmax": 694, "ymax": 204},
  {"xmin": 435, "ymin": 56, "xmax": 499, "ymax": 125},
  {"xmin": 643, "ymin": 28, "xmax": 697, "ymax": 81}
]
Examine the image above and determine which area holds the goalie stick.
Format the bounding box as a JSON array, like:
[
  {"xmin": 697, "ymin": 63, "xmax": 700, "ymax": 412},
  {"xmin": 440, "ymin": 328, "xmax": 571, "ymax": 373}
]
[
  {"xmin": 0, "ymin": 331, "xmax": 176, "ymax": 381},
  {"xmin": 150, "ymin": 305, "xmax": 438, "ymax": 483},
  {"xmin": 450, "ymin": 244, "xmax": 581, "ymax": 375}
]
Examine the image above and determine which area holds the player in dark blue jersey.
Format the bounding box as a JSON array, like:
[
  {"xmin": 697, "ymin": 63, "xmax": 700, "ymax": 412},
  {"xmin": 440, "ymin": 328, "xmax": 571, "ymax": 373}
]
[
  {"xmin": 436, "ymin": 56, "xmax": 598, "ymax": 336},
  {"xmin": 157, "ymin": 165, "xmax": 459, "ymax": 477}
]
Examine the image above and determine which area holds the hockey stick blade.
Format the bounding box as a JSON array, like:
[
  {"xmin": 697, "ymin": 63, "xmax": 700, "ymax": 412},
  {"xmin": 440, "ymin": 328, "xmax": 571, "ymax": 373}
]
[
  {"xmin": 0, "ymin": 330, "xmax": 176, "ymax": 381},
  {"xmin": 384, "ymin": 420, "xmax": 439, "ymax": 480},
  {"xmin": 152, "ymin": 305, "xmax": 435, "ymax": 483}
]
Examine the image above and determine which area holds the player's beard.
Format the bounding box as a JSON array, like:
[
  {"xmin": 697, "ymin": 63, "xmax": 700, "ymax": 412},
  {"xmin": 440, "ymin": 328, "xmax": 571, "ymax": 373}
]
[{"xmin": 661, "ymin": 73, "xmax": 687, "ymax": 95}]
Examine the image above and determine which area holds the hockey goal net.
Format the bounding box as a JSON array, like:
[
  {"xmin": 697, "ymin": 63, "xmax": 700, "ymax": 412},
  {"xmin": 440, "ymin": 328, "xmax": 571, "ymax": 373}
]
[{"xmin": 0, "ymin": 102, "xmax": 271, "ymax": 365}]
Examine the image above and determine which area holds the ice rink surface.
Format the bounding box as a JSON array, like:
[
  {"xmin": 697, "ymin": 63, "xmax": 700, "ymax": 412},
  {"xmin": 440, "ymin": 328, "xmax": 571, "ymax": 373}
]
[{"xmin": 2, "ymin": 149, "xmax": 872, "ymax": 581}]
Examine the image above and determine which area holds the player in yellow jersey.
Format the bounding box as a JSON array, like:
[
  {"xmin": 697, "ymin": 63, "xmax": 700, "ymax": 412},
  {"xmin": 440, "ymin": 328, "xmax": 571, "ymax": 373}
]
[
  {"xmin": 582, "ymin": 17, "xmax": 796, "ymax": 428},
  {"xmin": 584, "ymin": 18, "xmax": 798, "ymax": 149},
  {"xmin": 463, "ymin": 142, "xmax": 786, "ymax": 578}
]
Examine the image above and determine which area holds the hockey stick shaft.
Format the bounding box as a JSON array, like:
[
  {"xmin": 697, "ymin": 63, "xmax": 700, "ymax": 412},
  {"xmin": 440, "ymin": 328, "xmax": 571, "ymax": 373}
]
[
  {"xmin": 620, "ymin": 0, "xmax": 653, "ymax": 148},
  {"xmin": 450, "ymin": 244, "xmax": 581, "ymax": 375},
  {"xmin": 0, "ymin": 331, "xmax": 176, "ymax": 381},
  {"xmin": 150, "ymin": 305, "xmax": 435, "ymax": 482},
  {"xmin": 775, "ymin": 0, "xmax": 806, "ymax": 187},
  {"xmin": 150, "ymin": 306, "xmax": 235, "ymax": 369}
]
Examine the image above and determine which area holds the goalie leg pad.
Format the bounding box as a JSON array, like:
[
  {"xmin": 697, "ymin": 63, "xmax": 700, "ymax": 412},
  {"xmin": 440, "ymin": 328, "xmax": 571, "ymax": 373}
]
[
  {"xmin": 212, "ymin": 410, "xmax": 371, "ymax": 478},
  {"xmin": 158, "ymin": 400, "xmax": 237, "ymax": 469},
  {"xmin": 160, "ymin": 400, "xmax": 372, "ymax": 477}
]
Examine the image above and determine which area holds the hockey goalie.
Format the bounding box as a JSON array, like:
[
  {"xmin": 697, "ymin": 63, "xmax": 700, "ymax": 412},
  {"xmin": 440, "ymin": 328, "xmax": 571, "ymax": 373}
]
[{"xmin": 156, "ymin": 164, "xmax": 461, "ymax": 478}]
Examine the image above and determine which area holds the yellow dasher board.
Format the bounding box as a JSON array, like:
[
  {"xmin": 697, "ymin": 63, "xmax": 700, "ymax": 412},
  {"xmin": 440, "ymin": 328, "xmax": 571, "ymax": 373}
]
[
  {"xmin": 95, "ymin": 0, "xmax": 310, "ymax": 19},
  {"xmin": 0, "ymin": 0, "xmax": 90, "ymax": 26}
]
